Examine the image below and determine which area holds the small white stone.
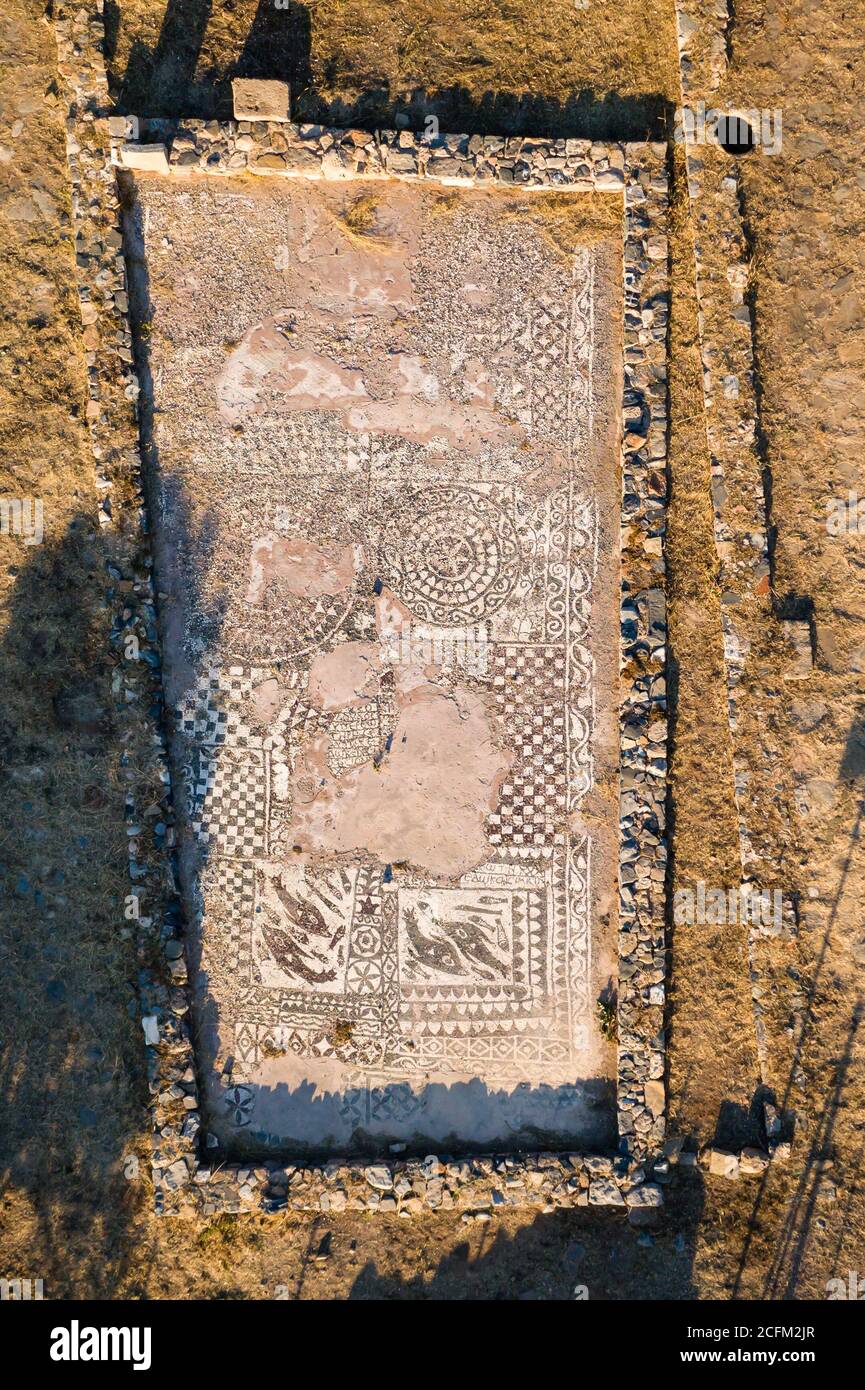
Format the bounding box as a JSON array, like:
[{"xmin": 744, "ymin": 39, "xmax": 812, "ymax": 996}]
[
  {"xmin": 141, "ymin": 1014, "xmax": 160, "ymax": 1045},
  {"xmin": 625, "ymin": 1183, "xmax": 664, "ymax": 1208},
  {"xmin": 364, "ymin": 1165, "xmax": 393, "ymax": 1192}
]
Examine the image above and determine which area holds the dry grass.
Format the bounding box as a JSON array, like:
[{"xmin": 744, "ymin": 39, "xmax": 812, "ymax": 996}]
[
  {"xmin": 334, "ymin": 189, "xmax": 389, "ymax": 247},
  {"xmin": 502, "ymin": 191, "xmax": 623, "ymax": 260},
  {"xmin": 0, "ymin": 0, "xmax": 148, "ymax": 1298},
  {"xmin": 662, "ymin": 142, "xmax": 757, "ymax": 1147},
  {"xmin": 109, "ymin": 0, "xmax": 679, "ymax": 133}
]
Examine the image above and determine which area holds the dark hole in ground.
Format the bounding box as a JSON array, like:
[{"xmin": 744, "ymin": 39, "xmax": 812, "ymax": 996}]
[{"xmin": 716, "ymin": 113, "xmax": 755, "ymax": 156}]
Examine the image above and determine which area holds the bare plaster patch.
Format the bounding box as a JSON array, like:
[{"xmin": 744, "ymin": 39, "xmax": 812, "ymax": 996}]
[
  {"xmin": 251, "ymin": 675, "xmax": 282, "ymax": 726},
  {"xmin": 219, "ymin": 320, "xmax": 525, "ymax": 453},
  {"xmin": 246, "ymin": 535, "xmax": 362, "ymax": 605},
  {"xmin": 289, "ymin": 681, "xmax": 512, "ymax": 879},
  {"xmin": 307, "ymin": 641, "xmax": 382, "ymax": 712}
]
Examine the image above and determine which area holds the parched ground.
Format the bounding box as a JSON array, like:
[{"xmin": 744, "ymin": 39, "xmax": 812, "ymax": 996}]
[{"xmin": 0, "ymin": 0, "xmax": 863, "ymax": 1299}]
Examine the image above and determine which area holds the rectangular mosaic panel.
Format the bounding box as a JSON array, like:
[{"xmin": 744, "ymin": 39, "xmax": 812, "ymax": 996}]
[{"xmin": 139, "ymin": 176, "xmax": 621, "ymax": 1153}]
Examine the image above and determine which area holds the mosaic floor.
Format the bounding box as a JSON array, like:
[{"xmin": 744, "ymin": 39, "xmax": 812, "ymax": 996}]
[{"xmin": 134, "ymin": 177, "xmax": 621, "ymax": 1153}]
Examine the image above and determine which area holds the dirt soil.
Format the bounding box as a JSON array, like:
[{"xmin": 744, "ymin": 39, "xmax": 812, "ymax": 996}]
[{"xmin": 0, "ymin": 0, "xmax": 864, "ymax": 1299}]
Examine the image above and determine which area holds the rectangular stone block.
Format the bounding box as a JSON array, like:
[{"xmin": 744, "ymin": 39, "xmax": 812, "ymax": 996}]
[
  {"xmin": 118, "ymin": 143, "xmax": 170, "ymax": 174},
  {"xmin": 781, "ymin": 619, "xmax": 813, "ymax": 680},
  {"xmin": 232, "ymin": 78, "xmax": 290, "ymax": 123}
]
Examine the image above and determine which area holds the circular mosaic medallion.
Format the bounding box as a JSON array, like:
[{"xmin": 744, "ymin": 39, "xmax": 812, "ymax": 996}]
[
  {"xmin": 382, "ymin": 487, "xmax": 522, "ymax": 625},
  {"xmin": 346, "ymin": 959, "xmax": 382, "ymax": 994},
  {"xmin": 224, "ymin": 1084, "xmax": 255, "ymax": 1127}
]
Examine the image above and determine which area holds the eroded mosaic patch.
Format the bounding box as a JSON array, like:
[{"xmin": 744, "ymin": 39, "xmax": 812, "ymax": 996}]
[{"xmin": 135, "ymin": 177, "xmax": 621, "ymax": 1153}]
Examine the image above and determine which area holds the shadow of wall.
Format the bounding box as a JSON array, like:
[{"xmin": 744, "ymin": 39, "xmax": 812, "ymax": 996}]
[{"xmin": 105, "ymin": 0, "xmax": 671, "ymax": 140}]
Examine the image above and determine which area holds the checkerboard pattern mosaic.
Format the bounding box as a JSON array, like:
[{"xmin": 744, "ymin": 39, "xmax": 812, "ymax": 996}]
[{"xmin": 489, "ymin": 645, "xmax": 569, "ymax": 847}]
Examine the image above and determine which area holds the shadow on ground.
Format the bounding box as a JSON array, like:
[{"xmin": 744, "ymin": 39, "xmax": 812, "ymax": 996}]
[
  {"xmin": 731, "ymin": 708, "xmax": 865, "ymax": 1299},
  {"xmin": 105, "ymin": 0, "xmax": 672, "ymax": 139},
  {"xmin": 340, "ymin": 1197, "xmax": 704, "ymax": 1299},
  {"xmin": 0, "ymin": 513, "xmax": 152, "ymax": 1294}
]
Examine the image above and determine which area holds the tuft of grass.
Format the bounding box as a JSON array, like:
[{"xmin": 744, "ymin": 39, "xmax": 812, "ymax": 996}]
[
  {"xmin": 336, "ymin": 192, "xmax": 388, "ymax": 248},
  {"xmin": 328, "ymin": 1018, "xmax": 354, "ymax": 1048},
  {"xmin": 430, "ymin": 190, "xmax": 462, "ymax": 216},
  {"xmin": 596, "ymin": 994, "xmax": 618, "ymax": 1043},
  {"xmin": 501, "ymin": 191, "xmax": 622, "ymax": 262},
  {"xmin": 195, "ymin": 1215, "xmax": 251, "ymax": 1266}
]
